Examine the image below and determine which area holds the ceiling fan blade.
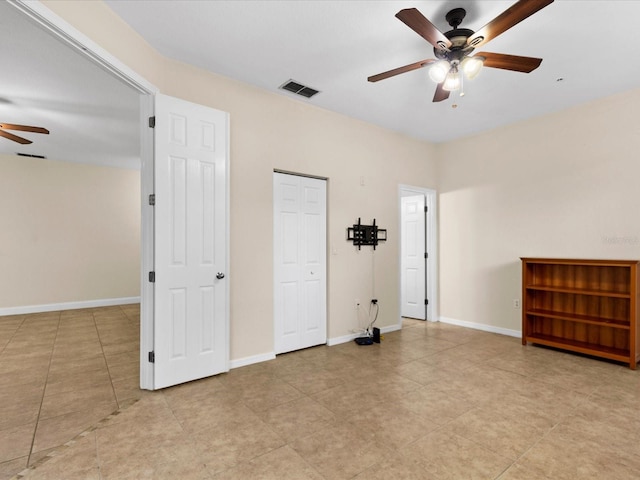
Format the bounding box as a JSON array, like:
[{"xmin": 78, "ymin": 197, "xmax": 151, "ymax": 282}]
[
  {"xmin": 0, "ymin": 123, "xmax": 49, "ymax": 134},
  {"xmin": 467, "ymin": 0, "xmax": 554, "ymax": 49},
  {"xmin": 0, "ymin": 129, "xmax": 32, "ymax": 144},
  {"xmin": 396, "ymin": 8, "xmax": 452, "ymax": 51},
  {"xmin": 476, "ymin": 52, "xmax": 542, "ymax": 73},
  {"xmin": 433, "ymin": 83, "xmax": 450, "ymax": 102},
  {"xmin": 368, "ymin": 59, "xmax": 435, "ymax": 83}
]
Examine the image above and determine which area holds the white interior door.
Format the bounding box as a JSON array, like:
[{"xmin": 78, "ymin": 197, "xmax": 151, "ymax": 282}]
[
  {"xmin": 153, "ymin": 93, "xmax": 229, "ymax": 389},
  {"xmin": 273, "ymin": 173, "xmax": 327, "ymax": 354},
  {"xmin": 401, "ymin": 194, "xmax": 426, "ymax": 319}
]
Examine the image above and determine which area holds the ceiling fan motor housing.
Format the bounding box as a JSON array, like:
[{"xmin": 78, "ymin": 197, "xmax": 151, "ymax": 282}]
[
  {"xmin": 434, "ymin": 8, "xmax": 475, "ymax": 61},
  {"xmin": 445, "ymin": 7, "xmax": 466, "ymax": 28},
  {"xmin": 435, "ymin": 28, "xmax": 475, "ymax": 61}
]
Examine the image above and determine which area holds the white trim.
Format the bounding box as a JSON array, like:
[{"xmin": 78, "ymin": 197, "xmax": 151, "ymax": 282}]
[
  {"xmin": 139, "ymin": 95, "xmax": 155, "ymax": 391},
  {"xmin": 380, "ymin": 324, "xmax": 402, "ymax": 335},
  {"xmin": 327, "ymin": 333, "xmax": 361, "ymax": 346},
  {"xmin": 230, "ymin": 352, "xmax": 276, "ymax": 369},
  {"xmin": 398, "ymin": 185, "xmax": 438, "ymax": 323},
  {"xmin": 0, "ymin": 297, "xmax": 140, "ymax": 317},
  {"xmin": 438, "ymin": 316, "xmax": 522, "ymax": 338},
  {"xmin": 232, "ymin": 322, "xmax": 403, "ymax": 366},
  {"xmin": 328, "ymin": 324, "xmax": 401, "ymax": 346},
  {"xmin": 9, "ymin": 0, "xmax": 157, "ymax": 95},
  {"xmin": 224, "ymin": 112, "xmax": 231, "ymax": 374}
]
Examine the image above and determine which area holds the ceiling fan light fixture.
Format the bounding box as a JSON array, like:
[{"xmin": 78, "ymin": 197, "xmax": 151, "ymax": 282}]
[
  {"xmin": 428, "ymin": 60, "xmax": 450, "ymax": 83},
  {"xmin": 461, "ymin": 56, "xmax": 484, "ymax": 80},
  {"xmin": 442, "ymin": 67, "xmax": 460, "ymax": 91}
]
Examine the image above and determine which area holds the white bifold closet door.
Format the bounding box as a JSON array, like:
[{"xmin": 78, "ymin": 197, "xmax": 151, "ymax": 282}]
[{"xmin": 273, "ymin": 173, "xmax": 327, "ymax": 354}]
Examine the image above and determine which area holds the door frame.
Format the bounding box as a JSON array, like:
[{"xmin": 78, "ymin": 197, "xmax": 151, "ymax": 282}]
[
  {"xmin": 11, "ymin": 1, "xmax": 159, "ymax": 389},
  {"xmin": 398, "ymin": 185, "xmax": 438, "ymax": 324},
  {"xmin": 400, "ymin": 194, "xmax": 427, "ymax": 320}
]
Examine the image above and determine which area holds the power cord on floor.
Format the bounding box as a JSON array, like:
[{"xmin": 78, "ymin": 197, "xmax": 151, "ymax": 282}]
[
  {"xmin": 365, "ymin": 299, "xmax": 379, "ymax": 334},
  {"xmin": 354, "ymin": 299, "xmax": 380, "ymax": 345}
]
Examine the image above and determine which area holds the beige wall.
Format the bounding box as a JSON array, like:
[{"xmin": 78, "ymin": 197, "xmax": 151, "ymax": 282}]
[
  {"xmin": 39, "ymin": 1, "xmax": 640, "ymax": 361},
  {"xmin": 437, "ymin": 88, "xmax": 640, "ymax": 333},
  {"xmin": 0, "ymin": 154, "xmax": 140, "ymax": 309},
  {"xmin": 42, "ymin": 1, "xmax": 438, "ymax": 360}
]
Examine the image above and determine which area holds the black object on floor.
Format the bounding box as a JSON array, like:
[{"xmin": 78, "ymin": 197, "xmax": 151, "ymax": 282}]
[
  {"xmin": 355, "ymin": 336, "xmax": 373, "ymax": 345},
  {"xmin": 373, "ymin": 327, "xmax": 380, "ymax": 343}
]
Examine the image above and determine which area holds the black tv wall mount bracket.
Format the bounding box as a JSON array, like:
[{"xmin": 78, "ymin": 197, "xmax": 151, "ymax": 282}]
[{"xmin": 347, "ymin": 218, "xmax": 387, "ymax": 250}]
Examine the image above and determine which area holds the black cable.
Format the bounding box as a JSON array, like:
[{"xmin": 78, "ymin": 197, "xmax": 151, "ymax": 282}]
[{"xmin": 366, "ymin": 301, "xmax": 379, "ymax": 334}]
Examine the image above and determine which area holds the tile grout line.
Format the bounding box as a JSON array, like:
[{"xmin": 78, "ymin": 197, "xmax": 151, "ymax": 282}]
[
  {"xmin": 26, "ymin": 311, "xmax": 61, "ymax": 468},
  {"xmin": 491, "ymin": 383, "xmax": 593, "ymax": 480},
  {"xmin": 118, "ymin": 304, "xmax": 134, "ymax": 324},
  {"xmin": 0, "ymin": 314, "xmax": 27, "ymax": 357},
  {"xmin": 93, "ymin": 311, "xmax": 121, "ymax": 410}
]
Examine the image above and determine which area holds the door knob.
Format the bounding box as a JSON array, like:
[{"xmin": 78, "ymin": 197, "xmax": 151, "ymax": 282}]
[{"xmin": 216, "ymin": 272, "xmax": 225, "ymax": 279}]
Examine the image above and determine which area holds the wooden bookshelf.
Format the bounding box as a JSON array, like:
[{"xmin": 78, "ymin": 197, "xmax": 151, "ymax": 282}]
[{"xmin": 521, "ymin": 258, "xmax": 640, "ymax": 369}]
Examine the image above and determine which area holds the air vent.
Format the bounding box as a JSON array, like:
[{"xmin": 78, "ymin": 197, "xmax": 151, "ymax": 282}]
[
  {"xmin": 17, "ymin": 152, "xmax": 46, "ymax": 159},
  {"xmin": 279, "ymin": 79, "xmax": 320, "ymax": 98}
]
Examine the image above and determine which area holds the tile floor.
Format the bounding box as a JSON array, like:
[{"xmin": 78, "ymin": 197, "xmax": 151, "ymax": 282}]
[
  {"xmin": 0, "ymin": 305, "xmax": 143, "ymax": 480},
  {"xmin": 2, "ymin": 312, "xmax": 640, "ymax": 479}
]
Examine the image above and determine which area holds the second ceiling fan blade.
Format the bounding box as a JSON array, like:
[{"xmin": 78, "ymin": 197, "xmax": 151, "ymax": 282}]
[
  {"xmin": 476, "ymin": 52, "xmax": 542, "ymax": 73},
  {"xmin": 396, "ymin": 8, "xmax": 452, "ymax": 51},
  {"xmin": 368, "ymin": 59, "xmax": 435, "ymax": 83},
  {"xmin": 0, "ymin": 129, "xmax": 32, "ymax": 144},
  {"xmin": 433, "ymin": 83, "xmax": 450, "ymax": 103},
  {"xmin": 467, "ymin": 0, "xmax": 554, "ymax": 49},
  {"xmin": 0, "ymin": 123, "xmax": 49, "ymax": 134}
]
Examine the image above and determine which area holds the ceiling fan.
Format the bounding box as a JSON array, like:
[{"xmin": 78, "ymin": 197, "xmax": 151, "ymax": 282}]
[
  {"xmin": 368, "ymin": 0, "xmax": 554, "ymax": 102},
  {"xmin": 0, "ymin": 123, "xmax": 50, "ymax": 144}
]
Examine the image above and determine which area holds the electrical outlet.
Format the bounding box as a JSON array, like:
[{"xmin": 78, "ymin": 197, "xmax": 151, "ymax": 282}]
[
  {"xmin": 513, "ymin": 299, "xmax": 521, "ymax": 309},
  {"xmin": 355, "ymin": 299, "xmax": 360, "ymax": 310}
]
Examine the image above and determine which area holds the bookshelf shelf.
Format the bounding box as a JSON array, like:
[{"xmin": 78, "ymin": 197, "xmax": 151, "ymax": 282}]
[{"xmin": 521, "ymin": 258, "xmax": 639, "ymax": 369}]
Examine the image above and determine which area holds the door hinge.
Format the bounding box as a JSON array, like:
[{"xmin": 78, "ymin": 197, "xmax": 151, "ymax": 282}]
[
  {"xmin": 424, "ymin": 206, "xmax": 428, "ymax": 213},
  {"xmin": 148, "ymin": 194, "xmax": 155, "ymax": 206},
  {"xmin": 148, "ymin": 116, "xmax": 156, "ymax": 128},
  {"xmin": 148, "ymin": 351, "xmax": 155, "ymax": 363},
  {"xmin": 424, "ymin": 252, "xmax": 428, "ymax": 259},
  {"xmin": 425, "ymin": 299, "xmax": 429, "ymax": 305},
  {"xmin": 148, "ymin": 271, "xmax": 155, "ymax": 283}
]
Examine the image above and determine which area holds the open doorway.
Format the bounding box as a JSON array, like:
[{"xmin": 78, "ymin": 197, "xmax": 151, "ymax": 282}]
[
  {"xmin": 6, "ymin": 1, "xmax": 158, "ymax": 391},
  {"xmin": 1, "ymin": 0, "xmax": 153, "ymax": 318},
  {"xmin": 399, "ymin": 185, "xmax": 437, "ymax": 322},
  {"xmin": 0, "ymin": 3, "xmax": 156, "ymax": 476}
]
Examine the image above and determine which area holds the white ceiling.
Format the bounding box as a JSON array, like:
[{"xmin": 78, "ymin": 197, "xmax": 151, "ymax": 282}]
[
  {"xmin": 103, "ymin": 0, "xmax": 640, "ymax": 143},
  {"xmin": 0, "ymin": 1, "xmax": 139, "ymax": 168},
  {"xmin": 2, "ymin": 1, "xmax": 640, "ymax": 169}
]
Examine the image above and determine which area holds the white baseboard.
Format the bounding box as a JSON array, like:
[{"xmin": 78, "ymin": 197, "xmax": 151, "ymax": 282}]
[
  {"xmin": 327, "ymin": 333, "xmax": 359, "ymax": 346},
  {"xmin": 327, "ymin": 323, "xmax": 402, "ymax": 346},
  {"xmin": 232, "ymin": 323, "xmax": 405, "ymax": 367},
  {"xmin": 381, "ymin": 324, "xmax": 402, "ymax": 334},
  {"xmin": 0, "ymin": 297, "xmax": 141, "ymax": 317},
  {"xmin": 230, "ymin": 352, "xmax": 276, "ymax": 369},
  {"xmin": 438, "ymin": 316, "xmax": 521, "ymax": 338}
]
